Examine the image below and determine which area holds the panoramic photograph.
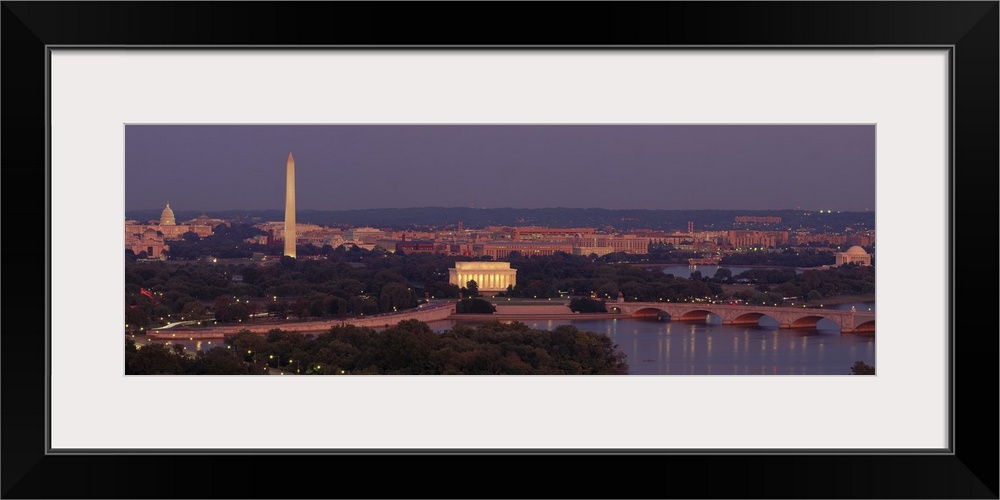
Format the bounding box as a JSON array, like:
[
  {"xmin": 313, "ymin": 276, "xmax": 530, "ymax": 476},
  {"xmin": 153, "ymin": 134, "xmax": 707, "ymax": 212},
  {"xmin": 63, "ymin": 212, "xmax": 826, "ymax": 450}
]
[{"xmin": 124, "ymin": 124, "xmax": 876, "ymax": 375}]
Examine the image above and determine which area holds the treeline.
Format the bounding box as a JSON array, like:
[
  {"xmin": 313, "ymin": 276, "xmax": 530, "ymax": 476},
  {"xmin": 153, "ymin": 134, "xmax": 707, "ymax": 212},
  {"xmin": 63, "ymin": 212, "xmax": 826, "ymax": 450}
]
[
  {"xmin": 124, "ymin": 207, "xmax": 876, "ymax": 233},
  {"xmin": 587, "ymin": 244, "xmax": 699, "ymax": 265},
  {"xmin": 125, "ymin": 319, "xmax": 629, "ymax": 375},
  {"xmin": 124, "ymin": 249, "xmax": 458, "ymax": 330},
  {"xmin": 779, "ymin": 265, "xmax": 876, "ymax": 299},
  {"xmin": 716, "ymin": 265, "xmax": 876, "ymax": 304},
  {"xmin": 125, "ymin": 249, "xmax": 729, "ymax": 331},
  {"xmin": 720, "ymin": 248, "xmax": 835, "ymax": 267},
  {"xmin": 125, "ymin": 245, "xmax": 873, "ymax": 332},
  {"xmin": 147, "ymin": 224, "xmax": 273, "ymax": 260},
  {"xmin": 500, "ymin": 252, "xmax": 724, "ymax": 300}
]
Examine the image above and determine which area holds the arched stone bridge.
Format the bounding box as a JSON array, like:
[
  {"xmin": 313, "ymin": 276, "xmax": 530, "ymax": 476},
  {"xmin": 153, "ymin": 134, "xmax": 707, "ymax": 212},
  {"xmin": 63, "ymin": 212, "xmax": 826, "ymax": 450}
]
[{"xmin": 608, "ymin": 302, "xmax": 875, "ymax": 333}]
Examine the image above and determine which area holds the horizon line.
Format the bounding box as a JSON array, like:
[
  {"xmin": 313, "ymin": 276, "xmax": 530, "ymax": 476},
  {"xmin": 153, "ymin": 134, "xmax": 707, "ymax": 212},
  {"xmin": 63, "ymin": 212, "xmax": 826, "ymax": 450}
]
[{"xmin": 124, "ymin": 206, "xmax": 874, "ymax": 213}]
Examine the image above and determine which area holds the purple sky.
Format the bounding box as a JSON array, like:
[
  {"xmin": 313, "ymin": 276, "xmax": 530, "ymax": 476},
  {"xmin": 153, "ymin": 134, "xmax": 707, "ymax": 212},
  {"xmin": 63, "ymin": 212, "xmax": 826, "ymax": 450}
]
[{"xmin": 125, "ymin": 125, "xmax": 875, "ymax": 212}]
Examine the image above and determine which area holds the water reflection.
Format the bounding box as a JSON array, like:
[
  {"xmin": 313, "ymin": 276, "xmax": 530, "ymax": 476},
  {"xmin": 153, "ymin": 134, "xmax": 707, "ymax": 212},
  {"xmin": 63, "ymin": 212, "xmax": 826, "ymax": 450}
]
[{"xmin": 424, "ymin": 317, "xmax": 874, "ymax": 375}]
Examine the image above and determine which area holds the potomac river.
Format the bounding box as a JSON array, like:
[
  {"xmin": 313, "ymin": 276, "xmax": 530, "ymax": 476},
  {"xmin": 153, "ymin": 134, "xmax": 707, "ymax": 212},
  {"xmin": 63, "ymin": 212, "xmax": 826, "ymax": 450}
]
[{"xmin": 426, "ymin": 301, "xmax": 874, "ymax": 375}]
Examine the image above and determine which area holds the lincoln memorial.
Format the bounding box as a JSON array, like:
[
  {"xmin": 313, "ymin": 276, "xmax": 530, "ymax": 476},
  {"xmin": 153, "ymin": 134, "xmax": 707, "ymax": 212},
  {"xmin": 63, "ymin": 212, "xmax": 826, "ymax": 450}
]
[{"xmin": 449, "ymin": 262, "xmax": 517, "ymax": 296}]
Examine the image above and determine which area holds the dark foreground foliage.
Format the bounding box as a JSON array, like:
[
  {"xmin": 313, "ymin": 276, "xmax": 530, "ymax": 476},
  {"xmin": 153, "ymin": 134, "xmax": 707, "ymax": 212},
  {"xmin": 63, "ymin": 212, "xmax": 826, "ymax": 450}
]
[
  {"xmin": 849, "ymin": 360, "xmax": 876, "ymax": 375},
  {"xmin": 125, "ymin": 319, "xmax": 629, "ymax": 375}
]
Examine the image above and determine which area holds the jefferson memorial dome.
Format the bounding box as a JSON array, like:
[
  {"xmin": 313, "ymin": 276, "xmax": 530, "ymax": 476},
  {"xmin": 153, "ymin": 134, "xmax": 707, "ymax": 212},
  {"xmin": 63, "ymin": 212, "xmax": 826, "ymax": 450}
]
[{"xmin": 835, "ymin": 245, "xmax": 871, "ymax": 266}]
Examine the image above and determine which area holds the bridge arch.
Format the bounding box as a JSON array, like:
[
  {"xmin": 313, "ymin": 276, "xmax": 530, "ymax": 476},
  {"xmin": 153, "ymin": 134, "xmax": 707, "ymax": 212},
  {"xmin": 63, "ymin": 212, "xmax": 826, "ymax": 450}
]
[
  {"xmin": 631, "ymin": 307, "xmax": 671, "ymax": 321},
  {"xmin": 789, "ymin": 315, "xmax": 829, "ymax": 329},
  {"xmin": 675, "ymin": 309, "xmax": 723, "ymax": 324},
  {"xmin": 677, "ymin": 309, "xmax": 710, "ymax": 322},
  {"xmin": 729, "ymin": 312, "xmax": 779, "ymax": 328},
  {"xmin": 608, "ymin": 302, "xmax": 873, "ymax": 334},
  {"xmin": 783, "ymin": 314, "xmax": 847, "ymax": 332},
  {"xmin": 854, "ymin": 320, "xmax": 876, "ymax": 333}
]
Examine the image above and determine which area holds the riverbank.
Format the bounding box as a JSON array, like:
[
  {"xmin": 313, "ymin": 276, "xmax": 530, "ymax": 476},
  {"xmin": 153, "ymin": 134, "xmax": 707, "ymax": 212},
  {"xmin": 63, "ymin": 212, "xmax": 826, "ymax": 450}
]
[
  {"xmin": 799, "ymin": 294, "xmax": 876, "ymax": 307},
  {"xmin": 450, "ymin": 312, "xmax": 616, "ymax": 322},
  {"xmin": 146, "ymin": 303, "xmax": 453, "ymax": 338},
  {"xmin": 141, "ymin": 294, "xmax": 874, "ymax": 339}
]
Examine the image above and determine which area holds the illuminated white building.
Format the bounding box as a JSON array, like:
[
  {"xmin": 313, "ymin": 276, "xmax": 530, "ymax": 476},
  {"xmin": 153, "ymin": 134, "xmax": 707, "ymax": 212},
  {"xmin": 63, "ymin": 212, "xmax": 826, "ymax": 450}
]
[
  {"xmin": 449, "ymin": 262, "xmax": 517, "ymax": 295},
  {"xmin": 834, "ymin": 245, "xmax": 872, "ymax": 266}
]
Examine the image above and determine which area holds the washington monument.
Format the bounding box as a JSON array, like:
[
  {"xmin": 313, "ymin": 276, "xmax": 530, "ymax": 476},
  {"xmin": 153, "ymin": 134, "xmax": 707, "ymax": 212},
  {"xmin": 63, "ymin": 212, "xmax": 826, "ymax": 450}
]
[{"xmin": 284, "ymin": 152, "xmax": 296, "ymax": 258}]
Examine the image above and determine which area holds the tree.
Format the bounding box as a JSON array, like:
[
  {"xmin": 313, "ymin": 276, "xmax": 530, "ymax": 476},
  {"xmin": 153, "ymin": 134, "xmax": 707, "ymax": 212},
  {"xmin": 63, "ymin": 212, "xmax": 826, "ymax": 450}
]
[
  {"xmin": 126, "ymin": 343, "xmax": 185, "ymax": 374},
  {"xmin": 374, "ymin": 269, "xmax": 408, "ymax": 290},
  {"xmin": 465, "ymin": 280, "xmax": 480, "ymax": 298},
  {"xmin": 713, "ymin": 267, "xmax": 733, "ymax": 283},
  {"xmin": 594, "ymin": 282, "xmax": 619, "ymax": 300},
  {"xmin": 393, "ymin": 318, "xmax": 433, "ymax": 335},
  {"xmin": 850, "ymin": 360, "xmax": 875, "ymax": 375},
  {"xmin": 455, "ymin": 298, "xmax": 496, "ymax": 314},
  {"xmin": 189, "ymin": 348, "xmax": 256, "ymax": 375},
  {"xmin": 213, "ymin": 296, "xmax": 249, "ymax": 322},
  {"xmin": 125, "ymin": 306, "xmax": 150, "ymax": 331},
  {"xmin": 775, "ymin": 282, "xmax": 802, "ymax": 298},
  {"xmin": 268, "ymin": 301, "xmax": 290, "ymax": 319},
  {"xmin": 521, "ymin": 279, "xmax": 555, "ymax": 299},
  {"xmin": 380, "ymin": 282, "xmax": 416, "ymax": 312},
  {"xmin": 180, "ymin": 300, "xmax": 208, "ymax": 318},
  {"xmin": 333, "ymin": 279, "xmax": 366, "ymax": 296},
  {"xmin": 124, "ymin": 337, "xmax": 138, "ymax": 369},
  {"xmin": 569, "ymin": 297, "xmax": 607, "ymax": 313},
  {"xmin": 361, "ymin": 297, "xmax": 381, "ymax": 316}
]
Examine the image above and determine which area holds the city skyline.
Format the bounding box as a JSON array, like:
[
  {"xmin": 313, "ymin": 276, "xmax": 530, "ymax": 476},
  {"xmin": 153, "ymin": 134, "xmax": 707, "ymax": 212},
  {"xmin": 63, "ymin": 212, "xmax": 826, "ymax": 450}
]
[
  {"xmin": 123, "ymin": 127, "xmax": 878, "ymax": 378},
  {"xmin": 125, "ymin": 124, "xmax": 876, "ymax": 212}
]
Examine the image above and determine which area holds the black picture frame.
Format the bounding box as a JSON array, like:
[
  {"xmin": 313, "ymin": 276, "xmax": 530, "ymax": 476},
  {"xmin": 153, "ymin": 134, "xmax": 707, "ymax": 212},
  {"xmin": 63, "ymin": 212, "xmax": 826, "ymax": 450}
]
[{"xmin": 3, "ymin": 2, "xmax": 997, "ymax": 498}]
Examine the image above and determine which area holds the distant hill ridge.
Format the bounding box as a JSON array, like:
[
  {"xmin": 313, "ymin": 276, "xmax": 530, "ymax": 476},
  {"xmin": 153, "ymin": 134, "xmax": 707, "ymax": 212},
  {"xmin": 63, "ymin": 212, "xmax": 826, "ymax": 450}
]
[{"xmin": 124, "ymin": 207, "xmax": 874, "ymax": 231}]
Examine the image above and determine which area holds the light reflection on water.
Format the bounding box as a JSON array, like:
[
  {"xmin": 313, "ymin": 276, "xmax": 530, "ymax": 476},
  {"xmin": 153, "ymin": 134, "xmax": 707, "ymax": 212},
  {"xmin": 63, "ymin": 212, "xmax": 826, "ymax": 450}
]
[{"xmin": 425, "ymin": 303, "xmax": 875, "ymax": 375}]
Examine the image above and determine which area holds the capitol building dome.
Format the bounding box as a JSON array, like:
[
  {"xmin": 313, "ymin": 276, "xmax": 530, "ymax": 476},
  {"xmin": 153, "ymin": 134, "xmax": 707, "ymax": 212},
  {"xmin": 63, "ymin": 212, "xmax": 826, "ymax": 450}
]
[
  {"xmin": 126, "ymin": 201, "xmax": 217, "ymax": 260},
  {"xmin": 159, "ymin": 202, "xmax": 176, "ymax": 226}
]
